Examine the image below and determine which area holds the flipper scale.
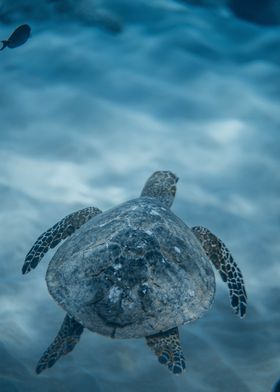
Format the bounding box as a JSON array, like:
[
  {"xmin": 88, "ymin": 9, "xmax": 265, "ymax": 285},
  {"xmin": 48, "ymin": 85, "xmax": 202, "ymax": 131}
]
[
  {"xmin": 22, "ymin": 206, "xmax": 101, "ymax": 274},
  {"xmin": 192, "ymin": 226, "xmax": 247, "ymax": 318},
  {"xmin": 36, "ymin": 314, "xmax": 84, "ymax": 374},
  {"xmin": 146, "ymin": 327, "xmax": 186, "ymax": 374}
]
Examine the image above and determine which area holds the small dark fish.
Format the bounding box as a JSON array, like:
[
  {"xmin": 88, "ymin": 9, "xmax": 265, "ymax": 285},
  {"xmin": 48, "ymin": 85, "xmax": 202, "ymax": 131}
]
[{"xmin": 1, "ymin": 24, "xmax": 31, "ymax": 51}]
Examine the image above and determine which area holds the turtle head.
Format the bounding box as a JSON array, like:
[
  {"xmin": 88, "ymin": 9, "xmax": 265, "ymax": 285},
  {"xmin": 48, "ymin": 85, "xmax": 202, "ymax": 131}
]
[{"xmin": 140, "ymin": 171, "xmax": 178, "ymax": 208}]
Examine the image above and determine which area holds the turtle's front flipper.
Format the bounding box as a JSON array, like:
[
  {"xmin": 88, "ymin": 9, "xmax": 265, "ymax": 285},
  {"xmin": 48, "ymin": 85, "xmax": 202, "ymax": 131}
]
[
  {"xmin": 146, "ymin": 327, "xmax": 186, "ymax": 374},
  {"xmin": 36, "ymin": 314, "xmax": 84, "ymax": 374},
  {"xmin": 192, "ymin": 226, "xmax": 247, "ymax": 318},
  {"xmin": 22, "ymin": 206, "xmax": 102, "ymax": 274}
]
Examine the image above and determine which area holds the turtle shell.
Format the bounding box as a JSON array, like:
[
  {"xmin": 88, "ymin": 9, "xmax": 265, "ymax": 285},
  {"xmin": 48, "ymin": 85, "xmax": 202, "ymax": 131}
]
[{"xmin": 46, "ymin": 197, "xmax": 215, "ymax": 339}]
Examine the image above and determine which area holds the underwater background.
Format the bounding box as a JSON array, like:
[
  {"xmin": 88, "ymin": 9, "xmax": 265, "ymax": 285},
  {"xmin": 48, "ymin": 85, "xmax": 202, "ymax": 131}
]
[{"xmin": 0, "ymin": 0, "xmax": 279, "ymax": 391}]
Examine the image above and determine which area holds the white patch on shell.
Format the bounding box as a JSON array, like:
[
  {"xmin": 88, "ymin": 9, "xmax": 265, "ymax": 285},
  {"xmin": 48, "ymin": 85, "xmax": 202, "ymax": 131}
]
[
  {"xmin": 162, "ymin": 258, "xmax": 166, "ymax": 263},
  {"xmin": 131, "ymin": 206, "xmax": 138, "ymax": 210},
  {"xmin": 114, "ymin": 264, "xmax": 122, "ymax": 270},
  {"xmin": 108, "ymin": 286, "xmax": 122, "ymax": 303},
  {"xmin": 174, "ymin": 246, "xmax": 181, "ymax": 254},
  {"xmin": 141, "ymin": 282, "xmax": 149, "ymax": 294},
  {"xmin": 127, "ymin": 218, "xmax": 132, "ymax": 227},
  {"xmin": 150, "ymin": 209, "xmax": 161, "ymax": 216},
  {"xmin": 188, "ymin": 289, "xmax": 195, "ymax": 297},
  {"xmin": 145, "ymin": 230, "xmax": 153, "ymax": 235}
]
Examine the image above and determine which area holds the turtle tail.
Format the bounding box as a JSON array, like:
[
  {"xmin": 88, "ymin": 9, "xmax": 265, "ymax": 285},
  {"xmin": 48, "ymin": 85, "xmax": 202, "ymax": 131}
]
[{"xmin": 0, "ymin": 40, "xmax": 8, "ymax": 51}]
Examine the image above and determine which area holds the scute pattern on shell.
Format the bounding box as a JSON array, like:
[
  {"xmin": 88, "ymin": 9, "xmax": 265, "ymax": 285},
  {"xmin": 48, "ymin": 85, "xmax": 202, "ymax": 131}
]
[{"xmin": 46, "ymin": 197, "xmax": 215, "ymax": 339}]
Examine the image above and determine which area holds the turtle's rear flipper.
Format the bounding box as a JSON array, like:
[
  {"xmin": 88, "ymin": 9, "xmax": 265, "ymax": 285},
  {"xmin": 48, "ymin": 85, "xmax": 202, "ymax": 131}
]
[
  {"xmin": 36, "ymin": 314, "xmax": 84, "ymax": 374},
  {"xmin": 192, "ymin": 226, "xmax": 247, "ymax": 318},
  {"xmin": 22, "ymin": 206, "xmax": 102, "ymax": 274},
  {"xmin": 146, "ymin": 327, "xmax": 186, "ymax": 374}
]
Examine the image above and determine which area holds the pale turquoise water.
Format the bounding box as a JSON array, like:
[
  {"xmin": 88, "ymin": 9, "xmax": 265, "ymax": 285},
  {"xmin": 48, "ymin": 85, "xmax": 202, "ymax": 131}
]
[{"xmin": 0, "ymin": 1, "xmax": 279, "ymax": 391}]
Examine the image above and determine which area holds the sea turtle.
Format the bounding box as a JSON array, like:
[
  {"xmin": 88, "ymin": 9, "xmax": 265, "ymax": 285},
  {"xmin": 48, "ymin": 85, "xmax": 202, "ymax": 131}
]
[{"xmin": 22, "ymin": 171, "xmax": 247, "ymax": 375}]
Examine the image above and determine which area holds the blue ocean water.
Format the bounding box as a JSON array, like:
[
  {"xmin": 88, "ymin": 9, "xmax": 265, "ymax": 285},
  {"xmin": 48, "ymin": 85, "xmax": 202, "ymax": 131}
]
[{"xmin": 0, "ymin": 1, "xmax": 279, "ymax": 391}]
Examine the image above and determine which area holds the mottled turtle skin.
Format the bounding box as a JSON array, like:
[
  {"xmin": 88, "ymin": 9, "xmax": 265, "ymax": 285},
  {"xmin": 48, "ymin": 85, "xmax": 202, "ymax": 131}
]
[
  {"xmin": 47, "ymin": 196, "xmax": 215, "ymax": 339},
  {"xmin": 23, "ymin": 170, "xmax": 247, "ymax": 375}
]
